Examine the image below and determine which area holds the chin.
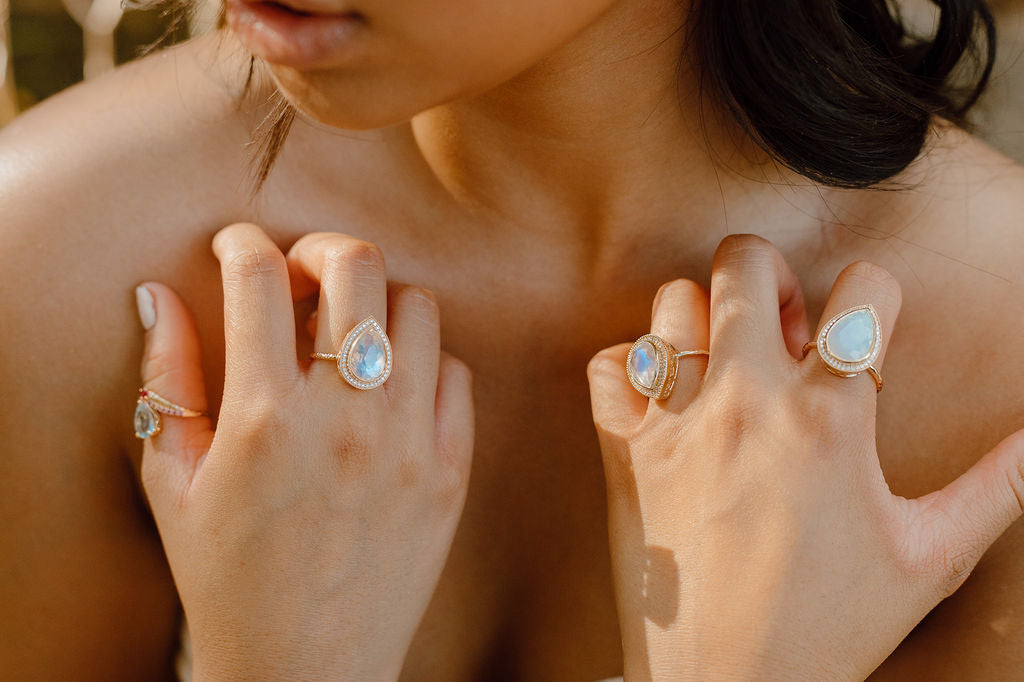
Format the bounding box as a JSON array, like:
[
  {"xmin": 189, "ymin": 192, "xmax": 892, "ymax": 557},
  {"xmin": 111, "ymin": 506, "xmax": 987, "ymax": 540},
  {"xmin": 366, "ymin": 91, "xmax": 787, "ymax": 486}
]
[{"xmin": 268, "ymin": 64, "xmax": 444, "ymax": 131}]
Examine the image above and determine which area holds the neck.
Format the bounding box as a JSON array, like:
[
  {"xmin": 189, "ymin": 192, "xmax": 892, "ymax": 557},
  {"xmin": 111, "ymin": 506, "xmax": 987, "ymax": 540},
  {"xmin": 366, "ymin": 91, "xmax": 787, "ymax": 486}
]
[{"xmin": 405, "ymin": 0, "xmax": 821, "ymax": 257}]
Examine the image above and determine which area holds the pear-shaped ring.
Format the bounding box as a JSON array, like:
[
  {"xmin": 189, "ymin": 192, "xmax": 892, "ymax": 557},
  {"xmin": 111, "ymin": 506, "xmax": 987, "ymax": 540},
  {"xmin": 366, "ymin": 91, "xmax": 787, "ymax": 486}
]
[
  {"xmin": 626, "ymin": 334, "xmax": 709, "ymax": 400},
  {"xmin": 134, "ymin": 388, "xmax": 206, "ymax": 440},
  {"xmin": 801, "ymin": 304, "xmax": 883, "ymax": 392},
  {"xmin": 310, "ymin": 316, "xmax": 393, "ymax": 390}
]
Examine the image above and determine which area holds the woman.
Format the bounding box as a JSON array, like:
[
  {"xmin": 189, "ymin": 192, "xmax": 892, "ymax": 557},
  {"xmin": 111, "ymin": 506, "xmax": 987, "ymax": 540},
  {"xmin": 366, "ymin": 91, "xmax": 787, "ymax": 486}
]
[{"xmin": 1, "ymin": 0, "xmax": 1022, "ymax": 679}]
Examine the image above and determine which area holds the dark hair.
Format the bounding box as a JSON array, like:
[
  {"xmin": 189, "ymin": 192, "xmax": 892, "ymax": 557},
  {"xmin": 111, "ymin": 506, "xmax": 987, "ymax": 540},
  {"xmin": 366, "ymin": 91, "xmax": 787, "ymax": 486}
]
[
  {"xmin": 208, "ymin": 0, "xmax": 994, "ymax": 192},
  {"xmin": 693, "ymin": 0, "xmax": 996, "ymax": 189}
]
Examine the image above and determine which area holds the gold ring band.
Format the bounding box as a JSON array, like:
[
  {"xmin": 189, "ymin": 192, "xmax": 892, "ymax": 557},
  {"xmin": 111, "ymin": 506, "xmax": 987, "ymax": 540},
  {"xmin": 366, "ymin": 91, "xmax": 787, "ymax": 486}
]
[
  {"xmin": 134, "ymin": 388, "xmax": 206, "ymax": 439},
  {"xmin": 627, "ymin": 334, "xmax": 709, "ymax": 400},
  {"xmin": 803, "ymin": 304, "xmax": 884, "ymax": 393}
]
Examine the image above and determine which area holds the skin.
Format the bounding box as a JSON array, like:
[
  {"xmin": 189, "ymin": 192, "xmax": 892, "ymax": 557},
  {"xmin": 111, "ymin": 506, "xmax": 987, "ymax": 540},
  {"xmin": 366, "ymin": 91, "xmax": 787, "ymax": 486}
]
[
  {"xmin": 589, "ymin": 240, "xmax": 1024, "ymax": 680},
  {"xmin": 0, "ymin": 0, "xmax": 1022, "ymax": 678},
  {"xmin": 137, "ymin": 226, "xmax": 475, "ymax": 681}
]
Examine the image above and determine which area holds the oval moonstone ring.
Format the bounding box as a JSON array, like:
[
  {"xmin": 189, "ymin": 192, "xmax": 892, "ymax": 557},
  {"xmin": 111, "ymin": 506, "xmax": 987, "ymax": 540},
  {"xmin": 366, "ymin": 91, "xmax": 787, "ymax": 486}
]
[
  {"xmin": 626, "ymin": 334, "xmax": 709, "ymax": 400},
  {"xmin": 802, "ymin": 304, "xmax": 884, "ymax": 392},
  {"xmin": 310, "ymin": 316, "xmax": 393, "ymax": 390}
]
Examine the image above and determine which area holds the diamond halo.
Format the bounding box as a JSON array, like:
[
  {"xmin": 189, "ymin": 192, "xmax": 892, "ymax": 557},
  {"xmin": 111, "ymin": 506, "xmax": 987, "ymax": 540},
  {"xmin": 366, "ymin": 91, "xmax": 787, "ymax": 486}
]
[
  {"xmin": 338, "ymin": 316, "xmax": 393, "ymax": 390},
  {"xmin": 815, "ymin": 304, "xmax": 882, "ymax": 377},
  {"xmin": 626, "ymin": 334, "xmax": 678, "ymax": 400}
]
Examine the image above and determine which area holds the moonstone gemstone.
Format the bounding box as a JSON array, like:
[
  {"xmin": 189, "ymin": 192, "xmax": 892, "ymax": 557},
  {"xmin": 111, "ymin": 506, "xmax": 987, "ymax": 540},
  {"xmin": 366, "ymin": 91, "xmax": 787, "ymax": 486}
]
[
  {"xmin": 825, "ymin": 309, "xmax": 876, "ymax": 362},
  {"xmin": 347, "ymin": 327, "xmax": 387, "ymax": 382},
  {"xmin": 630, "ymin": 340, "xmax": 659, "ymax": 389},
  {"xmin": 134, "ymin": 402, "xmax": 158, "ymax": 439}
]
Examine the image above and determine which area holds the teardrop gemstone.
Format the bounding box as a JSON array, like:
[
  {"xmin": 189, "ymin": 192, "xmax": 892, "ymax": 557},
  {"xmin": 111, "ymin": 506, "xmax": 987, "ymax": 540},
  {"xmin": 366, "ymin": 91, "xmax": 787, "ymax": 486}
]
[
  {"xmin": 134, "ymin": 401, "xmax": 159, "ymax": 439},
  {"xmin": 629, "ymin": 340, "xmax": 659, "ymax": 389},
  {"xmin": 825, "ymin": 308, "xmax": 876, "ymax": 362},
  {"xmin": 347, "ymin": 326, "xmax": 388, "ymax": 382}
]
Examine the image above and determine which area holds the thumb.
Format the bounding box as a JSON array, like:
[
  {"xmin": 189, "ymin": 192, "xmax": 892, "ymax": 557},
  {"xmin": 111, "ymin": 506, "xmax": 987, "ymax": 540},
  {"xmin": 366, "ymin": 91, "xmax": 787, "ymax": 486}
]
[
  {"xmin": 135, "ymin": 283, "xmax": 213, "ymax": 514},
  {"xmin": 912, "ymin": 428, "xmax": 1024, "ymax": 595}
]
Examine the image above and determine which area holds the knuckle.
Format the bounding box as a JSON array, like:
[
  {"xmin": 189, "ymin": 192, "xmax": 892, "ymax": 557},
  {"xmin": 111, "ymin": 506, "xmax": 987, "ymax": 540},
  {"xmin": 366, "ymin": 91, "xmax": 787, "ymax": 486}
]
[
  {"xmin": 587, "ymin": 345, "xmax": 629, "ymax": 384},
  {"xmin": 704, "ymin": 370, "xmax": 770, "ymax": 450},
  {"xmin": 143, "ymin": 354, "xmax": 184, "ymax": 390},
  {"xmin": 790, "ymin": 386, "xmax": 849, "ymax": 436},
  {"xmin": 655, "ymin": 278, "xmax": 708, "ymax": 311},
  {"xmin": 224, "ymin": 247, "xmax": 286, "ymax": 283},
  {"xmin": 397, "ymin": 285, "xmax": 440, "ymax": 322},
  {"xmin": 840, "ymin": 261, "xmax": 902, "ymax": 305},
  {"xmin": 325, "ymin": 239, "xmax": 386, "ymax": 273},
  {"xmin": 213, "ymin": 222, "xmax": 259, "ymax": 249},
  {"xmin": 716, "ymin": 233, "xmax": 775, "ymax": 263},
  {"xmin": 332, "ymin": 421, "xmax": 375, "ymax": 473},
  {"xmin": 228, "ymin": 394, "xmax": 288, "ymax": 435},
  {"xmin": 432, "ymin": 457, "xmax": 470, "ymax": 515},
  {"xmin": 713, "ymin": 289, "xmax": 759, "ymax": 324},
  {"xmin": 442, "ymin": 354, "xmax": 473, "ymax": 387}
]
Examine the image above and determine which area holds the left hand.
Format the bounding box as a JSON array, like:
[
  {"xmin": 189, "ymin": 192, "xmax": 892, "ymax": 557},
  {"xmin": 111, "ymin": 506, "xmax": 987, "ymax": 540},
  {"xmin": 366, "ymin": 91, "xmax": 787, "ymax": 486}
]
[{"xmin": 587, "ymin": 234, "xmax": 1024, "ymax": 680}]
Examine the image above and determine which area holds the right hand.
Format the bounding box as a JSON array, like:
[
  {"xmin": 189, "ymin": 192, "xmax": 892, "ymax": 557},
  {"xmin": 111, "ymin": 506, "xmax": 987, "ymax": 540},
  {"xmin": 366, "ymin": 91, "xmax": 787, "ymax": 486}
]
[{"xmin": 136, "ymin": 224, "xmax": 474, "ymax": 681}]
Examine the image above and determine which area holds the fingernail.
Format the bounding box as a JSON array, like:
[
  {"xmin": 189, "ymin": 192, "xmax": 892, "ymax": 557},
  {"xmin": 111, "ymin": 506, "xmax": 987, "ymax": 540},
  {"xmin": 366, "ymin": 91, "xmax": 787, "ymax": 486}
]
[{"xmin": 135, "ymin": 285, "xmax": 156, "ymax": 330}]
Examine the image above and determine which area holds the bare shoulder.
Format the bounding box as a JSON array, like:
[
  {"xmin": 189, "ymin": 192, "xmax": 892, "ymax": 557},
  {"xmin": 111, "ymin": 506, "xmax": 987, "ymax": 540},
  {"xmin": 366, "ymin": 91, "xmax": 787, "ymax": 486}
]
[
  {"xmin": 0, "ymin": 31, "xmax": 259, "ymax": 239},
  {"xmin": 0, "ymin": 33, "xmax": 258, "ymax": 679},
  {"xmin": 861, "ymin": 128, "xmax": 1024, "ymax": 678},
  {"xmin": 0, "ymin": 31, "xmax": 265, "ymax": 419}
]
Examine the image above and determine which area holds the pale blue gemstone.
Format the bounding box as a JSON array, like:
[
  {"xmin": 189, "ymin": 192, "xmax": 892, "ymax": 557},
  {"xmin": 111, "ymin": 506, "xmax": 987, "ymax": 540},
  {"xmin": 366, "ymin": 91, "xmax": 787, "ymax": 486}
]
[
  {"xmin": 134, "ymin": 402, "xmax": 158, "ymax": 439},
  {"xmin": 630, "ymin": 340, "xmax": 659, "ymax": 389},
  {"xmin": 826, "ymin": 309, "xmax": 875, "ymax": 362},
  {"xmin": 348, "ymin": 328, "xmax": 387, "ymax": 381}
]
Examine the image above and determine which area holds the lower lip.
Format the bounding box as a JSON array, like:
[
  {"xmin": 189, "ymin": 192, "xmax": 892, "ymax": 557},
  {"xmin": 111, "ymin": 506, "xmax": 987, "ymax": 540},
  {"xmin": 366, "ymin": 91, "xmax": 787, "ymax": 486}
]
[{"xmin": 226, "ymin": 0, "xmax": 365, "ymax": 69}]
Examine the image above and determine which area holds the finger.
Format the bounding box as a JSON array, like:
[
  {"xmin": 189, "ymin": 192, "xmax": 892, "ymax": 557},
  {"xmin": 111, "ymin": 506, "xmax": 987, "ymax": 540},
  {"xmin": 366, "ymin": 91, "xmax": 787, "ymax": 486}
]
[
  {"xmin": 384, "ymin": 283, "xmax": 441, "ymax": 408},
  {"xmin": 211, "ymin": 223, "xmax": 298, "ymax": 381},
  {"xmin": 286, "ymin": 233, "xmax": 388, "ymax": 357},
  {"xmin": 433, "ymin": 351, "xmax": 475, "ymax": 475},
  {"xmin": 910, "ymin": 428, "xmax": 1024, "ymax": 596},
  {"xmin": 136, "ymin": 283, "xmax": 213, "ymax": 513},
  {"xmin": 588, "ymin": 343, "xmax": 648, "ymax": 438},
  {"xmin": 800, "ymin": 260, "xmax": 901, "ymax": 396},
  {"xmin": 649, "ymin": 279, "xmax": 711, "ymax": 413},
  {"xmin": 708, "ymin": 234, "xmax": 808, "ymax": 374}
]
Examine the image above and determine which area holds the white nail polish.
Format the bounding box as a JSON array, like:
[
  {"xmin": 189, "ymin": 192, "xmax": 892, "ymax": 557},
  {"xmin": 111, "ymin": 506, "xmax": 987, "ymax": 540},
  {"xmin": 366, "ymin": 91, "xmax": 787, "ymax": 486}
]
[{"xmin": 136, "ymin": 286, "xmax": 156, "ymax": 330}]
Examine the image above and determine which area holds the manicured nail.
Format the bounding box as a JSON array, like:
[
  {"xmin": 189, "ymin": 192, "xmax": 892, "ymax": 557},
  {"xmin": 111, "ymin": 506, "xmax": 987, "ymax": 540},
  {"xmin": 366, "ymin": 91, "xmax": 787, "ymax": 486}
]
[{"xmin": 136, "ymin": 285, "xmax": 156, "ymax": 330}]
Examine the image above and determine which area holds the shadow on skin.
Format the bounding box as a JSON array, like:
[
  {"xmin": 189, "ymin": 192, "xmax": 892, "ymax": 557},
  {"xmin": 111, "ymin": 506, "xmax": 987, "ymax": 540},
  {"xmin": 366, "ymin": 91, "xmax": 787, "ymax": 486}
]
[{"xmin": 596, "ymin": 424, "xmax": 680, "ymax": 680}]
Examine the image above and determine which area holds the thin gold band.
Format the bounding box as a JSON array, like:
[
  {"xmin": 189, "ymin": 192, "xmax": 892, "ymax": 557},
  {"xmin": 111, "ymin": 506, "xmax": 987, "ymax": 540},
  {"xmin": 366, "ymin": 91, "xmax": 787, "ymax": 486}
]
[
  {"xmin": 672, "ymin": 349, "xmax": 710, "ymax": 360},
  {"xmin": 310, "ymin": 352, "xmax": 340, "ymax": 361},
  {"xmin": 138, "ymin": 388, "xmax": 206, "ymax": 417},
  {"xmin": 801, "ymin": 342, "xmax": 883, "ymax": 392}
]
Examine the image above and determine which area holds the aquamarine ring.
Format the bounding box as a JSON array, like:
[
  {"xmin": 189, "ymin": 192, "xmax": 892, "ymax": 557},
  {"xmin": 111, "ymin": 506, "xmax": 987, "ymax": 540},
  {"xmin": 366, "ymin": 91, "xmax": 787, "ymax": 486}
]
[
  {"xmin": 134, "ymin": 388, "xmax": 206, "ymax": 439},
  {"xmin": 626, "ymin": 334, "xmax": 709, "ymax": 400},
  {"xmin": 311, "ymin": 316, "xmax": 393, "ymax": 390},
  {"xmin": 801, "ymin": 304, "xmax": 883, "ymax": 392}
]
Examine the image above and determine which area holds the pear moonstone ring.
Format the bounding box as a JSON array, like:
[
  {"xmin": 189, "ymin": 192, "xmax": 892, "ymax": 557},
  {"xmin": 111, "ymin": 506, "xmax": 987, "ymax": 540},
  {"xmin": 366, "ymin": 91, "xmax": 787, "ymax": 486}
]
[
  {"xmin": 311, "ymin": 316, "xmax": 393, "ymax": 390},
  {"xmin": 134, "ymin": 388, "xmax": 206, "ymax": 440},
  {"xmin": 626, "ymin": 334, "xmax": 710, "ymax": 400},
  {"xmin": 802, "ymin": 304, "xmax": 884, "ymax": 392}
]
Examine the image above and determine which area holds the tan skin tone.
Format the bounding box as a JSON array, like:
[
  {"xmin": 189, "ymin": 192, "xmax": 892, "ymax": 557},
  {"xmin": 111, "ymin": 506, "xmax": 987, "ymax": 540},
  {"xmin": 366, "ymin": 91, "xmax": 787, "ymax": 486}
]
[{"xmin": 0, "ymin": 0, "xmax": 1022, "ymax": 677}]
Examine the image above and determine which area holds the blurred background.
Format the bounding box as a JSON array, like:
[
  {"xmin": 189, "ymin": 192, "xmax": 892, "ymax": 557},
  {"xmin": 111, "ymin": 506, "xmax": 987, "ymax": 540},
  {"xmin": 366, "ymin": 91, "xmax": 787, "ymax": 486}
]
[{"xmin": 0, "ymin": 0, "xmax": 1022, "ymax": 162}]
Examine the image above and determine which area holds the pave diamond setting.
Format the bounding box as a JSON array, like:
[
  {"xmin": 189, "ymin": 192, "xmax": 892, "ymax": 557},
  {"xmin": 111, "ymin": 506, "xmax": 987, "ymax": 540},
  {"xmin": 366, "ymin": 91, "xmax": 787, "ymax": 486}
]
[
  {"xmin": 338, "ymin": 316, "xmax": 393, "ymax": 390},
  {"xmin": 816, "ymin": 304, "xmax": 881, "ymax": 376},
  {"xmin": 626, "ymin": 334, "xmax": 678, "ymax": 400}
]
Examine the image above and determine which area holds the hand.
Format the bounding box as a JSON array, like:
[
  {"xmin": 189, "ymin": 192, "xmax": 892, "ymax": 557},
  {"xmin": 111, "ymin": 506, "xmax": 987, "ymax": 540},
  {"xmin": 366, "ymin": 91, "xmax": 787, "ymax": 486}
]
[
  {"xmin": 588, "ymin": 234, "xmax": 1024, "ymax": 680},
  {"xmin": 136, "ymin": 224, "xmax": 474, "ymax": 681}
]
